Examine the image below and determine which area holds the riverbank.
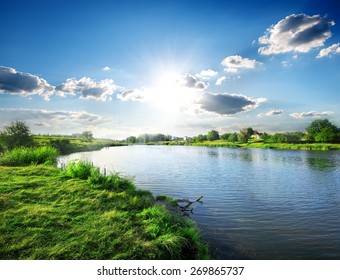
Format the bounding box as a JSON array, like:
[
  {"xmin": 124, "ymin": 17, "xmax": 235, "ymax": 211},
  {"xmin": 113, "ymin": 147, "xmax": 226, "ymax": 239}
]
[
  {"xmin": 34, "ymin": 135, "xmax": 126, "ymax": 155},
  {"xmin": 190, "ymin": 140, "xmax": 340, "ymax": 151},
  {"xmin": 0, "ymin": 146, "xmax": 209, "ymax": 260},
  {"xmin": 0, "ymin": 162, "xmax": 209, "ymax": 259}
]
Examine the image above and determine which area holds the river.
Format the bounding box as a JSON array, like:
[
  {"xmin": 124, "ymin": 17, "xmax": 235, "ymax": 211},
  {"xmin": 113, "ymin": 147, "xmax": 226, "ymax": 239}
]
[{"xmin": 58, "ymin": 145, "xmax": 340, "ymax": 259}]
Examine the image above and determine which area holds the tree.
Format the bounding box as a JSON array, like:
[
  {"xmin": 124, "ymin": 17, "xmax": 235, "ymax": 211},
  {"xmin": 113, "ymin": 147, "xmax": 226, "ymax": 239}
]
[
  {"xmin": 195, "ymin": 134, "xmax": 207, "ymax": 142},
  {"xmin": 220, "ymin": 133, "xmax": 231, "ymax": 141},
  {"xmin": 306, "ymin": 119, "xmax": 338, "ymax": 143},
  {"xmin": 82, "ymin": 131, "xmax": 94, "ymax": 142},
  {"xmin": 238, "ymin": 127, "xmax": 254, "ymax": 143},
  {"xmin": 261, "ymin": 132, "xmax": 271, "ymax": 142},
  {"xmin": 126, "ymin": 136, "xmax": 137, "ymax": 144},
  {"xmin": 228, "ymin": 133, "xmax": 238, "ymax": 142},
  {"xmin": 0, "ymin": 121, "xmax": 34, "ymax": 150},
  {"xmin": 207, "ymin": 130, "xmax": 220, "ymax": 141}
]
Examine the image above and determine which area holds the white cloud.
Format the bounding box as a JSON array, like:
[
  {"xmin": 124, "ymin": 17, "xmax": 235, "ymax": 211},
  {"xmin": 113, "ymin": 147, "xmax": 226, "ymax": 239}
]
[
  {"xmin": 258, "ymin": 109, "xmax": 283, "ymax": 117},
  {"xmin": 117, "ymin": 89, "xmax": 148, "ymax": 102},
  {"xmin": 259, "ymin": 14, "xmax": 335, "ymax": 55},
  {"xmin": 281, "ymin": 61, "xmax": 292, "ymax": 68},
  {"xmin": 0, "ymin": 108, "xmax": 104, "ymax": 123},
  {"xmin": 0, "ymin": 66, "xmax": 123, "ymax": 102},
  {"xmin": 289, "ymin": 111, "xmax": 333, "ymax": 118},
  {"xmin": 317, "ymin": 43, "xmax": 340, "ymax": 58},
  {"xmin": 215, "ymin": 76, "xmax": 227, "ymax": 85},
  {"xmin": 0, "ymin": 66, "xmax": 54, "ymax": 100},
  {"xmin": 102, "ymin": 66, "xmax": 111, "ymax": 71},
  {"xmin": 221, "ymin": 55, "xmax": 257, "ymax": 73},
  {"xmin": 0, "ymin": 108, "xmax": 116, "ymax": 137},
  {"xmin": 196, "ymin": 69, "xmax": 218, "ymax": 79},
  {"xmin": 56, "ymin": 77, "xmax": 120, "ymax": 101}
]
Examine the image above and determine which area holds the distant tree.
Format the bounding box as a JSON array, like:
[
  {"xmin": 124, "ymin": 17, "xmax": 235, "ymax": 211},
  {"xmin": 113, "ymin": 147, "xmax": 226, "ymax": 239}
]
[
  {"xmin": 238, "ymin": 127, "xmax": 254, "ymax": 143},
  {"xmin": 0, "ymin": 121, "xmax": 34, "ymax": 150},
  {"xmin": 150, "ymin": 134, "xmax": 166, "ymax": 142},
  {"xmin": 126, "ymin": 136, "xmax": 137, "ymax": 144},
  {"xmin": 269, "ymin": 133, "xmax": 288, "ymax": 143},
  {"xmin": 228, "ymin": 133, "xmax": 238, "ymax": 142},
  {"xmin": 306, "ymin": 119, "xmax": 338, "ymax": 142},
  {"xmin": 207, "ymin": 130, "xmax": 220, "ymax": 141},
  {"xmin": 137, "ymin": 134, "xmax": 150, "ymax": 144},
  {"xmin": 82, "ymin": 131, "xmax": 94, "ymax": 142},
  {"xmin": 261, "ymin": 132, "xmax": 271, "ymax": 142},
  {"xmin": 220, "ymin": 133, "xmax": 231, "ymax": 141},
  {"xmin": 193, "ymin": 134, "xmax": 207, "ymax": 143}
]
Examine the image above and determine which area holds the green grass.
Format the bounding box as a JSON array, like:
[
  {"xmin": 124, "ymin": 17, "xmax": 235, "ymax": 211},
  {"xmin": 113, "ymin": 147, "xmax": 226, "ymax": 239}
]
[
  {"xmin": 191, "ymin": 140, "xmax": 340, "ymax": 150},
  {"xmin": 0, "ymin": 146, "xmax": 58, "ymax": 166},
  {"xmin": 33, "ymin": 135, "xmax": 126, "ymax": 155},
  {"xmin": 0, "ymin": 162, "xmax": 209, "ymax": 260}
]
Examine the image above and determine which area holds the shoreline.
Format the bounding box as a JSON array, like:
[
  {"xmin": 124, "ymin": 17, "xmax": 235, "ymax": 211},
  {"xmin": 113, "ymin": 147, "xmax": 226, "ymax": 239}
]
[
  {"xmin": 133, "ymin": 141, "xmax": 340, "ymax": 151},
  {"xmin": 0, "ymin": 145, "xmax": 209, "ymax": 260}
]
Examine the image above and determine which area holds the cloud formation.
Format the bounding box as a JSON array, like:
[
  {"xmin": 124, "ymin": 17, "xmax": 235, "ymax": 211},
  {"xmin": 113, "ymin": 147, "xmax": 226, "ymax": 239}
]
[
  {"xmin": 221, "ymin": 55, "xmax": 257, "ymax": 73},
  {"xmin": 215, "ymin": 76, "xmax": 227, "ymax": 85},
  {"xmin": 258, "ymin": 109, "xmax": 283, "ymax": 117},
  {"xmin": 195, "ymin": 93, "xmax": 266, "ymax": 116},
  {"xmin": 259, "ymin": 14, "xmax": 335, "ymax": 55},
  {"xmin": 196, "ymin": 69, "xmax": 218, "ymax": 79},
  {"xmin": 178, "ymin": 74, "xmax": 207, "ymax": 89},
  {"xmin": 0, "ymin": 66, "xmax": 122, "ymax": 101},
  {"xmin": 0, "ymin": 108, "xmax": 105, "ymax": 127},
  {"xmin": 102, "ymin": 66, "xmax": 111, "ymax": 71},
  {"xmin": 116, "ymin": 89, "xmax": 148, "ymax": 102},
  {"xmin": 317, "ymin": 43, "xmax": 340, "ymax": 58},
  {"xmin": 289, "ymin": 111, "xmax": 333, "ymax": 118},
  {"xmin": 56, "ymin": 77, "xmax": 120, "ymax": 101},
  {"xmin": 0, "ymin": 66, "xmax": 53, "ymax": 100}
]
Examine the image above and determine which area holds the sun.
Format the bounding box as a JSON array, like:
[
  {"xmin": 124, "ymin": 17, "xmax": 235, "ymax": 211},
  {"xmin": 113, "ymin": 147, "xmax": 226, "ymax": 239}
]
[{"xmin": 150, "ymin": 70, "xmax": 197, "ymax": 112}]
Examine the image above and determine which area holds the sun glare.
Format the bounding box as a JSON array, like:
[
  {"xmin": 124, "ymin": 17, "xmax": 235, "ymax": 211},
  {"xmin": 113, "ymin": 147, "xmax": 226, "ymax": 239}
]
[{"xmin": 151, "ymin": 70, "xmax": 197, "ymax": 112}]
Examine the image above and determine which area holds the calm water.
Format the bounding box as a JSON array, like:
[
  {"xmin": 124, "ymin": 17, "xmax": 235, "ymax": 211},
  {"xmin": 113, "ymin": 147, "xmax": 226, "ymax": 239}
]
[{"xmin": 59, "ymin": 145, "xmax": 340, "ymax": 259}]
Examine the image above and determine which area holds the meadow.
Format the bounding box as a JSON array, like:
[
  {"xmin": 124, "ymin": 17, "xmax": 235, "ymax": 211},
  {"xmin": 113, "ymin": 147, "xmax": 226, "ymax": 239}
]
[{"xmin": 0, "ymin": 145, "xmax": 209, "ymax": 260}]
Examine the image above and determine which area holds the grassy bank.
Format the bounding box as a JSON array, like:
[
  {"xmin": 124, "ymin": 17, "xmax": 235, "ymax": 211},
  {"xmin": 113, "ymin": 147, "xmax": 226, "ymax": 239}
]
[
  {"xmin": 0, "ymin": 152, "xmax": 209, "ymax": 259},
  {"xmin": 34, "ymin": 135, "xmax": 126, "ymax": 155},
  {"xmin": 190, "ymin": 140, "xmax": 340, "ymax": 151}
]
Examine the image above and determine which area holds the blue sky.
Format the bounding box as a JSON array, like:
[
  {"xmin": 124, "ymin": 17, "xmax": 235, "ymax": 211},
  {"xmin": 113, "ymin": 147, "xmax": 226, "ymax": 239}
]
[{"xmin": 0, "ymin": 0, "xmax": 339, "ymax": 139}]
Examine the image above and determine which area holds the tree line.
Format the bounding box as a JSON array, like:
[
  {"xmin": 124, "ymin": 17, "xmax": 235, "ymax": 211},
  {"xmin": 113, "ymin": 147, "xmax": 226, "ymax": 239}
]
[
  {"xmin": 125, "ymin": 119, "xmax": 340, "ymax": 145},
  {"xmin": 191, "ymin": 119, "xmax": 340, "ymax": 144}
]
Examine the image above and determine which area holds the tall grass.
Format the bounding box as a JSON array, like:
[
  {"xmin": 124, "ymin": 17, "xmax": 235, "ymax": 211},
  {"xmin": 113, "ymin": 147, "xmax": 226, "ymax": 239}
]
[
  {"xmin": 0, "ymin": 146, "xmax": 59, "ymax": 166},
  {"xmin": 65, "ymin": 161, "xmax": 136, "ymax": 192}
]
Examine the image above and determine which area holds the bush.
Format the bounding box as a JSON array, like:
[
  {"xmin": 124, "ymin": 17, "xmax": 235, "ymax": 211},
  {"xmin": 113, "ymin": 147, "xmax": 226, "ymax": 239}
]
[{"xmin": 0, "ymin": 146, "xmax": 59, "ymax": 166}]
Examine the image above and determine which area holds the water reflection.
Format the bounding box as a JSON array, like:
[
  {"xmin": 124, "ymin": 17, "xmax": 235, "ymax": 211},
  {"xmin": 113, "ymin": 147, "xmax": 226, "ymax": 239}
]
[{"xmin": 305, "ymin": 156, "xmax": 339, "ymax": 172}]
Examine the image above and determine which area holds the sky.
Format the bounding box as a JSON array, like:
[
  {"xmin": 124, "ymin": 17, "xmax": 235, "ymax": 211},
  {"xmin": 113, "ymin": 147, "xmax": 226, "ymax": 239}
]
[{"xmin": 0, "ymin": 0, "xmax": 339, "ymax": 139}]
